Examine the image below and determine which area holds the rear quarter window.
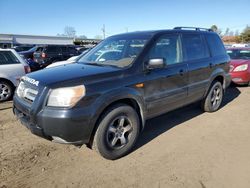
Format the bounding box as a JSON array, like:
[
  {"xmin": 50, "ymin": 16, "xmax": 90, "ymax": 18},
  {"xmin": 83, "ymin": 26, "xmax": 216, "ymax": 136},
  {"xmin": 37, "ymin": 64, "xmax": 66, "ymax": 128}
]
[
  {"xmin": 205, "ymin": 34, "xmax": 226, "ymax": 57},
  {"xmin": 0, "ymin": 51, "xmax": 20, "ymax": 65}
]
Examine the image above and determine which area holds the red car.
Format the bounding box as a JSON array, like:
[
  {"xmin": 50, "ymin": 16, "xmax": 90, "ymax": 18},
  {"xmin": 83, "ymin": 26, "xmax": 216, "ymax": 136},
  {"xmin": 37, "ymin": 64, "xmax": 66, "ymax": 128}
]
[{"xmin": 227, "ymin": 48, "xmax": 250, "ymax": 86}]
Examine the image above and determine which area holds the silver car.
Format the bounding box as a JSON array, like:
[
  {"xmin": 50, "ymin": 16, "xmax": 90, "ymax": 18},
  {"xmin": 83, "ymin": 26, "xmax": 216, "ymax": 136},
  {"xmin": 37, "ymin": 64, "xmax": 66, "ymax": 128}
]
[{"xmin": 0, "ymin": 49, "xmax": 30, "ymax": 102}]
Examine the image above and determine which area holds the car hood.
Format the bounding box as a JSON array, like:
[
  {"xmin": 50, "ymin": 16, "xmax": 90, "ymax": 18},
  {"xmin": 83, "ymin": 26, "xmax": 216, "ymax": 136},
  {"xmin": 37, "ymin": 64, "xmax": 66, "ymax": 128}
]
[
  {"xmin": 230, "ymin": 59, "xmax": 250, "ymax": 66},
  {"xmin": 25, "ymin": 63, "xmax": 122, "ymax": 87}
]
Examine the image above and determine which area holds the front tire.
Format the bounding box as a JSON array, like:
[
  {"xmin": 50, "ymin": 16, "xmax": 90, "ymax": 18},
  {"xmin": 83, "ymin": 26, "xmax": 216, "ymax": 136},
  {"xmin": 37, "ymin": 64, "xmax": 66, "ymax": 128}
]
[
  {"xmin": 92, "ymin": 104, "xmax": 140, "ymax": 160},
  {"xmin": 202, "ymin": 81, "xmax": 224, "ymax": 112}
]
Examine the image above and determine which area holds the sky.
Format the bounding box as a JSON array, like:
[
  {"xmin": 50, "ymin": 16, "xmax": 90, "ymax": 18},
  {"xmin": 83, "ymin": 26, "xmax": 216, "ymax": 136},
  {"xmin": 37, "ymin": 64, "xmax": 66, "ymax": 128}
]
[{"xmin": 0, "ymin": 0, "xmax": 249, "ymax": 38}]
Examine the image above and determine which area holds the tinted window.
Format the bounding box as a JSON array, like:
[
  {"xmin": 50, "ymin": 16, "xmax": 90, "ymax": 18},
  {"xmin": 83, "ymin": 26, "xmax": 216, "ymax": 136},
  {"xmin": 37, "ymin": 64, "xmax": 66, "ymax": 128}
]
[
  {"xmin": 182, "ymin": 34, "xmax": 209, "ymax": 61},
  {"xmin": 46, "ymin": 46, "xmax": 60, "ymax": 53},
  {"xmin": 206, "ymin": 34, "xmax": 226, "ymax": 56},
  {"xmin": 68, "ymin": 47, "xmax": 77, "ymax": 54},
  {"xmin": 62, "ymin": 46, "xmax": 68, "ymax": 53},
  {"xmin": 0, "ymin": 51, "xmax": 20, "ymax": 65},
  {"xmin": 149, "ymin": 34, "xmax": 181, "ymax": 65}
]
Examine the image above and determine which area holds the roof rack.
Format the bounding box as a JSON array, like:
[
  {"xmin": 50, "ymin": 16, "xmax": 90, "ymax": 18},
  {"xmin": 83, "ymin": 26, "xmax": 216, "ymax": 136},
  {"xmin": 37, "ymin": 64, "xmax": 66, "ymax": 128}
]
[{"xmin": 173, "ymin": 27, "xmax": 213, "ymax": 32}]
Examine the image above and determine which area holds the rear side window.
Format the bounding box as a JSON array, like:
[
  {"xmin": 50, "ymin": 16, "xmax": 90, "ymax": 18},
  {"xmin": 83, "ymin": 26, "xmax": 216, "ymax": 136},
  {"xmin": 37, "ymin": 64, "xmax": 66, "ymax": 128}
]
[
  {"xmin": 206, "ymin": 34, "xmax": 226, "ymax": 56},
  {"xmin": 0, "ymin": 51, "xmax": 20, "ymax": 65},
  {"xmin": 182, "ymin": 34, "xmax": 209, "ymax": 61}
]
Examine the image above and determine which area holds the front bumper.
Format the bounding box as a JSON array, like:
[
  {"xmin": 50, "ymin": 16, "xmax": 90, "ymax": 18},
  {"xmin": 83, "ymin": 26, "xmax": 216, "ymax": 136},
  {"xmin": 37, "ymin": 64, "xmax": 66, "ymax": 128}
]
[
  {"xmin": 230, "ymin": 71, "xmax": 250, "ymax": 85},
  {"xmin": 13, "ymin": 95, "xmax": 95, "ymax": 145}
]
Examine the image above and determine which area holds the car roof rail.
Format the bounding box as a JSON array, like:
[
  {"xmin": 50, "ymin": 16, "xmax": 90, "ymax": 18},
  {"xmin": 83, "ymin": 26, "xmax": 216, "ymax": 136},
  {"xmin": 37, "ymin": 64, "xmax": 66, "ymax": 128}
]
[{"xmin": 173, "ymin": 27, "xmax": 213, "ymax": 32}]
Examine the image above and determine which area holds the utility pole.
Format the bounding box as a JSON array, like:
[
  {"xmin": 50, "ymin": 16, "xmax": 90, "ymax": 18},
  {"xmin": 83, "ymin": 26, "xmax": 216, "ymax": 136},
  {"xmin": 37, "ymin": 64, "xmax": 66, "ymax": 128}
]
[{"xmin": 101, "ymin": 24, "xmax": 106, "ymax": 39}]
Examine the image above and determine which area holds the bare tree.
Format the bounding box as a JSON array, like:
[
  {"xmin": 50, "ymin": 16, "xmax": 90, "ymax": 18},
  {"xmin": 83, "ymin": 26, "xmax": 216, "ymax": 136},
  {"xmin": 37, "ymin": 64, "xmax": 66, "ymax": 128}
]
[{"xmin": 64, "ymin": 26, "xmax": 76, "ymax": 37}]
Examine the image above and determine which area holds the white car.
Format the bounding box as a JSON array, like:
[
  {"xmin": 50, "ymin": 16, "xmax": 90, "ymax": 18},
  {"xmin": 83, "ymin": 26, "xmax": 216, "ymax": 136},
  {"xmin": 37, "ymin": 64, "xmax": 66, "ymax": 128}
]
[{"xmin": 0, "ymin": 49, "xmax": 30, "ymax": 102}]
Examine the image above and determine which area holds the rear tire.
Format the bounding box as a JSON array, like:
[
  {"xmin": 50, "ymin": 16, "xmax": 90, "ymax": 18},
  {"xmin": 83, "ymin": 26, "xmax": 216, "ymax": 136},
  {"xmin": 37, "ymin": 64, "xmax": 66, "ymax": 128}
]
[
  {"xmin": 0, "ymin": 81, "xmax": 14, "ymax": 102},
  {"xmin": 201, "ymin": 81, "xmax": 223, "ymax": 112},
  {"xmin": 92, "ymin": 104, "xmax": 140, "ymax": 160}
]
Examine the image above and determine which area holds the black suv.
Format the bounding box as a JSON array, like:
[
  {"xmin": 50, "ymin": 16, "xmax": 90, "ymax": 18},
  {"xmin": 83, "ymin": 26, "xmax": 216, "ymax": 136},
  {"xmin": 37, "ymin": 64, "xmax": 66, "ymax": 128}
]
[
  {"xmin": 13, "ymin": 27, "xmax": 231, "ymax": 160},
  {"xmin": 33, "ymin": 45, "xmax": 79, "ymax": 68}
]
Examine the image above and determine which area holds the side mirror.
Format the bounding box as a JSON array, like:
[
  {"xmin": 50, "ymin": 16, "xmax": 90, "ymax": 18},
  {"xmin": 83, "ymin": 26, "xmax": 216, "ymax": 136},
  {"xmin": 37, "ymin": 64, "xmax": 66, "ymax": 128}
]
[{"xmin": 146, "ymin": 58, "xmax": 165, "ymax": 70}]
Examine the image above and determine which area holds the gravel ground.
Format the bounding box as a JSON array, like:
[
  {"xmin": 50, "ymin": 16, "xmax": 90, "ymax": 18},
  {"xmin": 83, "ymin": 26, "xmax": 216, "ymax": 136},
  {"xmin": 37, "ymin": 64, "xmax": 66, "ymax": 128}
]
[{"xmin": 0, "ymin": 86, "xmax": 250, "ymax": 188}]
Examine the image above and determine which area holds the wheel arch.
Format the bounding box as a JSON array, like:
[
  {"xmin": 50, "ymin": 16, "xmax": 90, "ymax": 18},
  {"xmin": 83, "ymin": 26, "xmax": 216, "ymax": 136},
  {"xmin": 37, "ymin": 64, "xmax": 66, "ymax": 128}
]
[
  {"xmin": 0, "ymin": 77, "xmax": 15, "ymax": 89},
  {"xmin": 204, "ymin": 69, "xmax": 227, "ymax": 97},
  {"xmin": 88, "ymin": 88, "xmax": 146, "ymax": 147}
]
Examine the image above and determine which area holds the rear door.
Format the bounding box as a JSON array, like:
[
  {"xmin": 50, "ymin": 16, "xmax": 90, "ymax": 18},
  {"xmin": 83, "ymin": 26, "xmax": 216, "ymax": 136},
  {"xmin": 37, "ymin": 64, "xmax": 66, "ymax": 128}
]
[
  {"xmin": 144, "ymin": 33, "xmax": 188, "ymax": 118},
  {"xmin": 181, "ymin": 33, "xmax": 211, "ymax": 102},
  {"xmin": 0, "ymin": 51, "xmax": 25, "ymax": 86}
]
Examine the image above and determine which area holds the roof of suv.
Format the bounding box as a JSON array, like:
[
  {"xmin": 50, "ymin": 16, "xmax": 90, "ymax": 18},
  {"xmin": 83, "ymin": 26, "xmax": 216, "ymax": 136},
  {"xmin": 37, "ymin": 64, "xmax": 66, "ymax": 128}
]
[{"xmin": 111, "ymin": 28, "xmax": 215, "ymax": 38}]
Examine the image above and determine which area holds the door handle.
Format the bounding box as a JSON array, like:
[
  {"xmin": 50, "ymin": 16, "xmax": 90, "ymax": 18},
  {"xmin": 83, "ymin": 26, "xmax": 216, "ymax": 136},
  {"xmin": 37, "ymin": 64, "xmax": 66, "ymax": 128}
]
[{"xmin": 179, "ymin": 69, "xmax": 184, "ymax": 76}]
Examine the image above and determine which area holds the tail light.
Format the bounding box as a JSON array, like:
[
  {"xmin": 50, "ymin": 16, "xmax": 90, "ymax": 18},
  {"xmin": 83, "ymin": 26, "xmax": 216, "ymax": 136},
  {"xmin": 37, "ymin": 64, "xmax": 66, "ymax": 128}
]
[
  {"xmin": 24, "ymin": 65, "xmax": 31, "ymax": 73},
  {"xmin": 41, "ymin": 52, "xmax": 47, "ymax": 58}
]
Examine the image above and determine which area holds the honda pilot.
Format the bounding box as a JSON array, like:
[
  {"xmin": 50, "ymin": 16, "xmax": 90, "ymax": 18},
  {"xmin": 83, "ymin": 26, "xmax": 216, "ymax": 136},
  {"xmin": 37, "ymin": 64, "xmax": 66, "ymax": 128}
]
[{"xmin": 13, "ymin": 27, "xmax": 231, "ymax": 160}]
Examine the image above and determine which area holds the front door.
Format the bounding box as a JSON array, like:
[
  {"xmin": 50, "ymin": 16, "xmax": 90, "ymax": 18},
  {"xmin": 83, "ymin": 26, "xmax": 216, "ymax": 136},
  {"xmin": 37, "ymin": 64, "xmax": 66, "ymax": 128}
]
[{"xmin": 144, "ymin": 34, "xmax": 188, "ymax": 118}]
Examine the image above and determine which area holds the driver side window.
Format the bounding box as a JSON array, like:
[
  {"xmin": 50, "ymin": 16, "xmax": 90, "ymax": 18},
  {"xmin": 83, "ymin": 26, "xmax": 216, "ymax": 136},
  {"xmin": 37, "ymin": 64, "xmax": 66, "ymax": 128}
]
[{"xmin": 149, "ymin": 34, "xmax": 181, "ymax": 65}]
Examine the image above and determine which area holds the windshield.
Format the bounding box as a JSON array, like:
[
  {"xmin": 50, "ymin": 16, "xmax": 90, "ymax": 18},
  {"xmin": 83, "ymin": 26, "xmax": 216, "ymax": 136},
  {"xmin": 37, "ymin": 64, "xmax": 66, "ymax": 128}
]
[
  {"xmin": 77, "ymin": 35, "xmax": 150, "ymax": 68},
  {"xmin": 227, "ymin": 49, "xmax": 250, "ymax": 60}
]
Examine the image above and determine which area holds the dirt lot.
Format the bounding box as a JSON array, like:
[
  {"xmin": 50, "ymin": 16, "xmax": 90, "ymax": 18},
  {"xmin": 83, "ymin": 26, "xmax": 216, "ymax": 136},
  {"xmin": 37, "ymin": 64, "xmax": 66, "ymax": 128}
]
[{"xmin": 1, "ymin": 86, "xmax": 250, "ymax": 188}]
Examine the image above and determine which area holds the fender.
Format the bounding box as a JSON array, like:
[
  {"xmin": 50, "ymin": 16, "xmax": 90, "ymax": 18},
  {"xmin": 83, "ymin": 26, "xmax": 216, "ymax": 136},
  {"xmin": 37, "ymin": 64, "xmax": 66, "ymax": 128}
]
[
  {"xmin": 203, "ymin": 68, "xmax": 227, "ymax": 97},
  {"xmin": 88, "ymin": 87, "xmax": 147, "ymax": 134}
]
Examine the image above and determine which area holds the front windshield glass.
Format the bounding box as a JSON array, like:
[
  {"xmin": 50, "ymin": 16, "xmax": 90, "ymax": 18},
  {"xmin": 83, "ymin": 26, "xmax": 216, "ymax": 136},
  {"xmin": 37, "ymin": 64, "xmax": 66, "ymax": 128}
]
[
  {"xmin": 227, "ymin": 49, "xmax": 250, "ymax": 60},
  {"xmin": 77, "ymin": 35, "xmax": 150, "ymax": 68}
]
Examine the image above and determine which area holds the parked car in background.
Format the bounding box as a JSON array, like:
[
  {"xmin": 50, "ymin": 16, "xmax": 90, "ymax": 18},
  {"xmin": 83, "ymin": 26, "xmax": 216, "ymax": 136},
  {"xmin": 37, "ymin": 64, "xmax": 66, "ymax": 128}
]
[
  {"xmin": 232, "ymin": 44, "xmax": 249, "ymax": 48},
  {"xmin": 33, "ymin": 45, "xmax": 79, "ymax": 68},
  {"xmin": 224, "ymin": 44, "xmax": 232, "ymax": 48},
  {"xmin": 13, "ymin": 27, "xmax": 231, "ymax": 159},
  {"xmin": 12, "ymin": 45, "xmax": 35, "ymax": 52},
  {"xmin": 227, "ymin": 48, "xmax": 250, "ymax": 85},
  {"xmin": 46, "ymin": 49, "xmax": 90, "ymax": 68},
  {"xmin": 0, "ymin": 49, "xmax": 30, "ymax": 102},
  {"xmin": 19, "ymin": 46, "xmax": 41, "ymax": 72}
]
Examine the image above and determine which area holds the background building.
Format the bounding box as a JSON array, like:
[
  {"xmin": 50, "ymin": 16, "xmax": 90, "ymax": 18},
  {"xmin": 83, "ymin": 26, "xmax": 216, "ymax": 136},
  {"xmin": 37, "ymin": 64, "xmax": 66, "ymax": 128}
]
[{"xmin": 0, "ymin": 34, "xmax": 74, "ymax": 48}]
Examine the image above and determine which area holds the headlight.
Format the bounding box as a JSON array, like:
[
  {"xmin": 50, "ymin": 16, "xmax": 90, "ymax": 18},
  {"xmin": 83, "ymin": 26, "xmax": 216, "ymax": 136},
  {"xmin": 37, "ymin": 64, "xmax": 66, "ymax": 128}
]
[
  {"xmin": 233, "ymin": 64, "xmax": 248, "ymax": 72},
  {"xmin": 47, "ymin": 85, "xmax": 86, "ymax": 107}
]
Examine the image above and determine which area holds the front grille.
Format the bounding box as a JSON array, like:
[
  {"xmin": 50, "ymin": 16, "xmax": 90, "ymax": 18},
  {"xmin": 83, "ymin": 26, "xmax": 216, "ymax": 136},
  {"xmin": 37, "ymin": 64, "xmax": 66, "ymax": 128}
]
[{"xmin": 16, "ymin": 81, "xmax": 38, "ymax": 103}]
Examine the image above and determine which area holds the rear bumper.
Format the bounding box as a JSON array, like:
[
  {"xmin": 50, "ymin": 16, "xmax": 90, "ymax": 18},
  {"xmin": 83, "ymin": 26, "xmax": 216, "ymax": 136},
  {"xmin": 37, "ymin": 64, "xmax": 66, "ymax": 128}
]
[
  {"xmin": 230, "ymin": 71, "xmax": 250, "ymax": 85},
  {"xmin": 13, "ymin": 95, "xmax": 95, "ymax": 145}
]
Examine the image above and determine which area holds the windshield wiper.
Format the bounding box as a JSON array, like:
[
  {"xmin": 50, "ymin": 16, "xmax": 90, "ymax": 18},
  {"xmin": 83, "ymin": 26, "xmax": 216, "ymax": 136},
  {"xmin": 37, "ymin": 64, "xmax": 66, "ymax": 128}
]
[
  {"xmin": 82, "ymin": 62, "xmax": 120, "ymax": 68},
  {"xmin": 82, "ymin": 62, "xmax": 106, "ymax": 67}
]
